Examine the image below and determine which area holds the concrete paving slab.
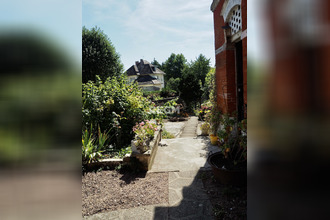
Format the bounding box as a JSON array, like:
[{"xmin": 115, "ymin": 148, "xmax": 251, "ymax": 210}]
[
  {"xmin": 150, "ymin": 137, "xmax": 219, "ymax": 172},
  {"xmin": 163, "ymin": 121, "xmax": 186, "ymax": 137}
]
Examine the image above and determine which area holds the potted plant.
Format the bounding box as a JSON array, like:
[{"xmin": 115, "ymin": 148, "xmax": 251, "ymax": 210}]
[
  {"xmin": 200, "ymin": 122, "xmax": 210, "ymax": 136},
  {"xmin": 208, "ymin": 115, "xmax": 247, "ymax": 186},
  {"xmin": 131, "ymin": 120, "xmax": 158, "ymax": 153},
  {"xmin": 207, "ymin": 106, "xmax": 222, "ymax": 145}
]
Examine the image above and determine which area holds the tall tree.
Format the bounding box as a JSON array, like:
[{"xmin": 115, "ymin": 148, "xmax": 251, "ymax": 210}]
[
  {"xmin": 178, "ymin": 66, "xmax": 203, "ymax": 109},
  {"xmin": 162, "ymin": 53, "xmax": 187, "ymax": 80},
  {"xmin": 190, "ymin": 54, "xmax": 210, "ymax": 86},
  {"xmin": 82, "ymin": 26, "xmax": 123, "ymax": 83}
]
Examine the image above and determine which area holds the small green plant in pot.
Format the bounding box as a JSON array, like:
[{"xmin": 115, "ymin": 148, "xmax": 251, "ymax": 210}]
[{"xmin": 200, "ymin": 122, "xmax": 210, "ymax": 136}]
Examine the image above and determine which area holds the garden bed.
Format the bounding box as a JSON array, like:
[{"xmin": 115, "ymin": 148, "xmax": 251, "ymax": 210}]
[
  {"xmin": 85, "ymin": 125, "xmax": 162, "ymax": 171},
  {"xmin": 82, "ymin": 169, "xmax": 169, "ymax": 216}
]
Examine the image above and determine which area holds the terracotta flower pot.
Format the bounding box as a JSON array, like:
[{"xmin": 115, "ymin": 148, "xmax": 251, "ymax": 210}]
[{"xmin": 208, "ymin": 152, "xmax": 247, "ymax": 186}]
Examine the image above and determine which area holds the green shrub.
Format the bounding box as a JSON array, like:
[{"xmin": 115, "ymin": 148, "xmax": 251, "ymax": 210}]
[
  {"xmin": 82, "ymin": 75, "xmax": 154, "ymax": 149},
  {"xmin": 160, "ymin": 87, "xmax": 177, "ymax": 97},
  {"xmin": 163, "ymin": 98, "xmax": 178, "ymax": 107},
  {"xmin": 142, "ymin": 90, "xmax": 161, "ymax": 100},
  {"xmin": 102, "ymin": 146, "xmax": 132, "ymax": 159},
  {"xmin": 82, "ymin": 127, "xmax": 108, "ymax": 165}
]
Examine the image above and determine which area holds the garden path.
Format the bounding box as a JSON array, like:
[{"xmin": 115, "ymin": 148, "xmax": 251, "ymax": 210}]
[{"xmin": 84, "ymin": 117, "xmax": 221, "ymax": 219}]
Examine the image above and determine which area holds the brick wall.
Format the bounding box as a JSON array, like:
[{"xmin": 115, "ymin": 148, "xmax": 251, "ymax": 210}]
[
  {"xmin": 213, "ymin": 1, "xmax": 225, "ymax": 50},
  {"xmin": 212, "ymin": 0, "xmax": 247, "ymax": 118}
]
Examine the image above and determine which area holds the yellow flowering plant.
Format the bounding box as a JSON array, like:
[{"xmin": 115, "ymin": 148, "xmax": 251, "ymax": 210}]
[{"xmin": 217, "ymin": 114, "xmax": 247, "ymax": 167}]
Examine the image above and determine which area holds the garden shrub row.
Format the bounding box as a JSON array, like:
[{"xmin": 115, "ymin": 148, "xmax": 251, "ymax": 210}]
[{"xmin": 82, "ymin": 76, "xmax": 155, "ymax": 150}]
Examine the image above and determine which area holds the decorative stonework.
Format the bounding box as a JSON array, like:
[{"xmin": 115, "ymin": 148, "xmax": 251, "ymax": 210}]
[
  {"xmin": 228, "ymin": 5, "xmax": 242, "ymax": 35},
  {"xmin": 215, "ymin": 43, "xmax": 226, "ymax": 55},
  {"xmin": 221, "ymin": 0, "xmax": 241, "ymax": 21},
  {"xmin": 215, "ymin": 42, "xmax": 235, "ymax": 55}
]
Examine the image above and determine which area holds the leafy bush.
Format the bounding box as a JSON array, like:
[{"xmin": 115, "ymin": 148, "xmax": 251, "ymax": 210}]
[
  {"xmin": 217, "ymin": 115, "xmax": 247, "ymax": 167},
  {"xmin": 166, "ymin": 77, "xmax": 180, "ymax": 93},
  {"xmin": 142, "ymin": 90, "xmax": 161, "ymax": 100},
  {"xmin": 160, "ymin": 87, "xmax": 177, "ymax": 97},
  {"xmin": 102, "ymin": 146, "xmax": 132, "ymax": 159},
  {"xmin": 82, "ymin": 75, "xmax": 154, "ymax": 149},
  {"xmin": 163, "ymin": 98, "xmax": 178, "ymax": 107}
]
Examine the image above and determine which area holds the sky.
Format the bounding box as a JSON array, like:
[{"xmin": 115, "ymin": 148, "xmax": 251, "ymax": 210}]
[
  {"xmin": 0, "ymin": 0, "xmax": 267, "ymax": 72},
  {"xmin": 83, "ymin": 0, "xmax": 216, "ymax": 70}
]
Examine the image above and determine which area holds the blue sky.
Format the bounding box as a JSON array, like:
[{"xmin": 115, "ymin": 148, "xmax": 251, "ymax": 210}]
[
  {"xmin": 0, "ymin": 0, "xmax": 267, "ymax": 71},
  {"xmin": 83, "ymin": 0, "xmax": 216, "ymax": 70}
]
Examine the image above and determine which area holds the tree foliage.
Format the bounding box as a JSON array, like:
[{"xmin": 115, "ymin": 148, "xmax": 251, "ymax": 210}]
[
  {"xmin": 190, "ymin": 54, "xmax": 210, "ymax": 86},
  {"xmin": 162, "ymin": 53, "xmax": 187, "ymax": 81},
  {"xmin": 151, "ymin": 58, "xmax": 162, "ymax": 69},
  {"xmin": 176, "ymin": 54, "xmax": 211, "ymax": 109},
  {"xmin": 178, "ymin": 66, "xmax": 203, "ymax": 109},
  {"xmin": 153, "ymin": 53, "xmax": 211, "ymax": 110},
  {"xmin": 82, "ymin": 26, "xmax": 123, "ymax": 83},
  {"xmin": 166, "ymin": 77, "xmax": 180, "ymax": 92}
]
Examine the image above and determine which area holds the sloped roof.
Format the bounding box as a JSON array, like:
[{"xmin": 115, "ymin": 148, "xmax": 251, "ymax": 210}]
[
  {"xmin": 126, "ymin": 59, "xmax": 165, "ymax": 76},
  {"xmin": 134, "ymin": 75, "xmax": 162, "ymax": 85}
]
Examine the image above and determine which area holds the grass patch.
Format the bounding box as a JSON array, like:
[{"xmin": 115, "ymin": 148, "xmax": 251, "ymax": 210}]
[{"xmin": 162, "ymin": 129, "xmax": 175, "ymax": 139}]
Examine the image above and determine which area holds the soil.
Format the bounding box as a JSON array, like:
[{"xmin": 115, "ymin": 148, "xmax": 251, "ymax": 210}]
[
  {"xmin": 200, "ymin": 170, "xmax": 247, "ymax": 220},
  {"xmin": 82, "ymin": 169, "xmax": 168, "ymax": 216}
]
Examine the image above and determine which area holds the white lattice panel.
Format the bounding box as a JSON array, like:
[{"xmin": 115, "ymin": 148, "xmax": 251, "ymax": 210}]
[{"xmin": 229, "ymin": 5, "xmax": 241, "ymax": 35}]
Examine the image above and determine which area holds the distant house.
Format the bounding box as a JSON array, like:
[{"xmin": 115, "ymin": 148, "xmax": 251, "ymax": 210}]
[{"xmin": 126, "ymin": 59, "xmax": 165, "ymax": 91}]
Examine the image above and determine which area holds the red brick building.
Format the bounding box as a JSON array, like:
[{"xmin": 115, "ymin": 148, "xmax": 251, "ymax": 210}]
[{"xmin": 211, "ymin": 0, "xmax": 247, "ymax": 121}]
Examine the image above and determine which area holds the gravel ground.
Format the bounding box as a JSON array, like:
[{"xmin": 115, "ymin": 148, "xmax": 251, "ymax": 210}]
[{"xmin": 82, "ymin": 170, "xmax": 168, "ymax": 216}]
